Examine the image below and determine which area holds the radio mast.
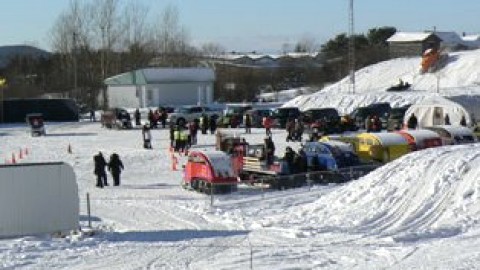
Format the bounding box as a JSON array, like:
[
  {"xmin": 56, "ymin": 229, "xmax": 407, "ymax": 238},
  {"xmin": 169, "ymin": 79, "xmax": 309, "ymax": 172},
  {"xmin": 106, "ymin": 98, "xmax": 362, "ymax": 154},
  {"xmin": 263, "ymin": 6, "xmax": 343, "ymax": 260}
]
[{"xmin": 348, "ymin": 0, "xmax": 355, "ymax": 94}]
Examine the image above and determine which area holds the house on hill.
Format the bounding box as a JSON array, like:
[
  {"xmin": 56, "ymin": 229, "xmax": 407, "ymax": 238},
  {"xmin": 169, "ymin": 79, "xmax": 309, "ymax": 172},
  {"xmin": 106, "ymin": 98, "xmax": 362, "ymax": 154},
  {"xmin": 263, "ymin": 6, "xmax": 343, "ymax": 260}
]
[
  {"xmin": 387, "ymin": 32, "xmax": 442, "ymax": 58},
  {"xmin": 104, "ymin": 68, "xmax": 215, "ymax": 108},
  {"xmin": 387, "ymin": 31, "xmax": 467, "ymax": 58}
]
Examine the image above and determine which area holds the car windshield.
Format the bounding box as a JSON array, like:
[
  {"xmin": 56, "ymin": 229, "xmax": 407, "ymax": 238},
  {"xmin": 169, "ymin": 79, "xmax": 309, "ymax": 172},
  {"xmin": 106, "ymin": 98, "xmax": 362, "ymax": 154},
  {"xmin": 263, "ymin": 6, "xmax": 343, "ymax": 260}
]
[
  {"xmin": 351, "ymin": 108, "xmax": 371, "ymax": 118},
  {"xmin": 273, "ymin": 108, "xmax": 298, "ymax": 117},
  {"xmin": 307, "ymin": 109, "xmax": 339, "ymax": 119},
  {"xmin": 389, "ymin": 109, "xmax": 407, "ymax": 118}
]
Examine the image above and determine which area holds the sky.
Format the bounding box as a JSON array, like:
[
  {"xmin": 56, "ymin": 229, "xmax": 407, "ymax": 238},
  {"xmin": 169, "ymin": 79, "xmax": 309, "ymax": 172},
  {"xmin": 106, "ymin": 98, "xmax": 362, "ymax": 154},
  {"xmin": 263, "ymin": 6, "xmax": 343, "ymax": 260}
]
[{"xmin": 1, "ymin": 0, "xmax": 480, "ymax": 53}]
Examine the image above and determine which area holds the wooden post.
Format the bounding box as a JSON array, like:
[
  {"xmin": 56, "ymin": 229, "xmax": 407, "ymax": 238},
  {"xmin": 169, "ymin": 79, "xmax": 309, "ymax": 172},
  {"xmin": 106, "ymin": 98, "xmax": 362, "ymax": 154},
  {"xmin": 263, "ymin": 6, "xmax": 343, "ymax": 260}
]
[{"xmin": 87, "ymin": 193, "xmax": 92, "ymax": 228}]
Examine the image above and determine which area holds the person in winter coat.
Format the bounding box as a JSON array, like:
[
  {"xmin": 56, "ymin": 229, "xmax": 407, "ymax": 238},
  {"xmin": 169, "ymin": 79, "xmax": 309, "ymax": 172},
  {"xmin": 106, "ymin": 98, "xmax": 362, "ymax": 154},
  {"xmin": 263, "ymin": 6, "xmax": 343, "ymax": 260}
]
[
  {"xmin": 407, "ymin": 113, "xmax": 418, "ymax": 129},
  {"xmin": 200, "ymin": 114, "xmax": 209, "ymax": 134},
  {"xmin": 263, "ymin": 136, "xmax": 275, "ymax": 165},
  {"xmin": 94, "ymin": 151, "xmax": 108, "ymax": 188},
  {"xmin": 263, "ymin": 116, "xmax": 273, "ymax": 137},
  {"xmin": 373, "ymin": 115, "xmax": 382, "ymax": 132},
  {"xmin": 148, "ymin": 109, "xmax": 154, "ymax": 127},
  {"xmin": 160, "ymin": 108, "xmax": 167, "ymax": 128},
  {"xmin": 460, "ymin": 115, "xmax": 467, "ymax": 126},
  {"xmin": 283, "ymin": 146, "xmax": 295, "ymax": 172},
  {"xmin": 108, "ymin": 153, "xmax": 124, "ymax": 186},
  {"xmin": 190, "ymin": 119, "xmax": 199, "ymax": 145},
  {"xmin": 134, "ymin": 108, "xmax": 141, "ymax": 126},
  {"xmin": 293, "ymin": 149, "xmax": 308, "ymax": 174},
  {"xmin": 293, "ymin": 119, "xmax": 304, "ymax": 142},
  {"xmin": 169, "ymin": 123, "xmax": 175, "ymax": 148},
  {"xmin": 244, "ymin": 113, "xmax": 252, "ymax": 134},
  {"xmin": 285, "ymin": 118, "xmax": 295, "ymax": 142},
  {"xmin": 444, "ymin": 113, "xmax": 451, "ymax": 125},
  {"xmin": 209, "ymin": 115, "xmax": 217, "ymax": 134},
  {"xmin": 174, "ymin": 127, "xmax": 182, "ymax": 152},
  {"xmin": 142, "ymin": 124, "xmax": 152, "ymax": 149}
]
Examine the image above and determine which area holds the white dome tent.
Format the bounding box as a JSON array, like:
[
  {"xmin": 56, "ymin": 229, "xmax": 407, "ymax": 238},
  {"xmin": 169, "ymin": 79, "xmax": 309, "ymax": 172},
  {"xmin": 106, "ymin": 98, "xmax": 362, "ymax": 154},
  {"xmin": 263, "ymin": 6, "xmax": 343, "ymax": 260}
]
[{"xmin": 403, "ymin": 95, "xmax": 480, "ymax": 128}]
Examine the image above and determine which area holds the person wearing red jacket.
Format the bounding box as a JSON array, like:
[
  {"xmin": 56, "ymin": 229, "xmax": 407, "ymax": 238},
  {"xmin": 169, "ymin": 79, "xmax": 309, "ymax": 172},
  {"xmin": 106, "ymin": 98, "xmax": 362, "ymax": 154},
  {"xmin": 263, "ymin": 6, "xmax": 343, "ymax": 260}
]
[{"xmin": 263, "ymin": 116, "xmax": 273, "ymax": 137}]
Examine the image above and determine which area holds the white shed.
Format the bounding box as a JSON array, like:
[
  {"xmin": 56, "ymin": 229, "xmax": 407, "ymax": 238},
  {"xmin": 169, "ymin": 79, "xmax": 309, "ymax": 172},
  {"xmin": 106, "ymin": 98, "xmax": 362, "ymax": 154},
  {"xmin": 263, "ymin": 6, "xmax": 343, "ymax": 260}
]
[
  {"xmin": 403, "ymin": 95, "xmax": 480, "ymax": 128},
  {"xmin": 104, "ymin": 68, "xmax": 215, "ymax": 108},
  {"xmin": 0, "ymin": 162, "xmax": 79, "ymax": 238}
]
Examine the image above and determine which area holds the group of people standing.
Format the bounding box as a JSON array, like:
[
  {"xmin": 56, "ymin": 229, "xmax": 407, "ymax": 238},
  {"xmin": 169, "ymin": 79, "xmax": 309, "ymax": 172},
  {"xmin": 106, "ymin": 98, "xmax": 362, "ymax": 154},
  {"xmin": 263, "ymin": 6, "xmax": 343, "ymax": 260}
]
[
  {"xmin": 285, "ymin": 118, "xmax": 304, "ymax": 142},
  {"xmin": 407, "ymin": 113, "xmax": 467, "ymax": 129},
  {"xmin": 93, "ymin": 152, "xmax": 124, "ymax": 188}
]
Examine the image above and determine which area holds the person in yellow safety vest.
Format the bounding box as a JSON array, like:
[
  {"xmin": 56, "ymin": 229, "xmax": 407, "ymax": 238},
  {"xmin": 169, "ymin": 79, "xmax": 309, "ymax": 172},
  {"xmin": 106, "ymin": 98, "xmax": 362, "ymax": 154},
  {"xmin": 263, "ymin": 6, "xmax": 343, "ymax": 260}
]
[
  {"xmin": 174, "ymin": 128, "xmax": 181, "ymax": 152},
  {"xmin": 223, "ymin": 115, "xmax": 230, "ymax": 128},
  {"xmin": 179, "ymin": 129, "xmax": 189, "ymax": 153}
]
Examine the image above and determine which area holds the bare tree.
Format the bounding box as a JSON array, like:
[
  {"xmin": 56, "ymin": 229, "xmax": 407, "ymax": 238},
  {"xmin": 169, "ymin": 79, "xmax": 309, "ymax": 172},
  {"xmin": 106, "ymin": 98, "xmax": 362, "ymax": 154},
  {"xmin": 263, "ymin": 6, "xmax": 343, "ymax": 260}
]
[{"xmin": 152, "ymin": 4, "xmax": 197, "ymax": 67}]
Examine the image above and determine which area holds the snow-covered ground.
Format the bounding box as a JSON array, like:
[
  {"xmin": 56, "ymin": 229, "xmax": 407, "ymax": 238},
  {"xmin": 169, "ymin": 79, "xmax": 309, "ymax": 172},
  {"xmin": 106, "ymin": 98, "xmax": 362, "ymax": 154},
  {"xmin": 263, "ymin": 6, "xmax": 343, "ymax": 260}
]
[
  {"xmin": 2, "ymin": 121, "xmax": 480, "ymax": 269},
  {"xmin": 285, "ymin": 49, "xmax": 480, "ymax": 114}
]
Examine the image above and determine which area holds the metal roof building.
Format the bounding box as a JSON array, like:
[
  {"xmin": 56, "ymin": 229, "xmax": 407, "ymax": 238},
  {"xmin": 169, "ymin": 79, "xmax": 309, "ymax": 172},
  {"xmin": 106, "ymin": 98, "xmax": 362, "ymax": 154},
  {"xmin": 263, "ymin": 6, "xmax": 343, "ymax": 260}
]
[{"xmin": 104, "ymin": 68, "xmax": 215, "ymax": 108}]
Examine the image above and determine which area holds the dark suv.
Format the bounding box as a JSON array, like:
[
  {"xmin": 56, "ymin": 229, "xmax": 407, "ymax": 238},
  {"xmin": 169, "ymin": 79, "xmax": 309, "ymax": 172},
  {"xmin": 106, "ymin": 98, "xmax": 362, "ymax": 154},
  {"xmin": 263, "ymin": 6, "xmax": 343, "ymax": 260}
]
[
  {"xmin": 302, "ymin": 108, "xmax": 341, "ymax": 134},
  {"xmin": 350, "ymin": 103, "xmax": 392, "ymax": 130},
  {"xmin": 272, "ymin": 107, "xmax": 301, "ymax": 128}
]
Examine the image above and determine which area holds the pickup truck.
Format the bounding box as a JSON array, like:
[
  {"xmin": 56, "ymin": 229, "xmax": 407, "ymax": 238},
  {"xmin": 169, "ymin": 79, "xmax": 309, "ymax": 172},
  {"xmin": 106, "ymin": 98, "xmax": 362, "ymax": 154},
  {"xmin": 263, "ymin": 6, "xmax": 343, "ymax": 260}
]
[{"xmin": 167, "ymin": 105, "xmax": 221, "ymax": 126}]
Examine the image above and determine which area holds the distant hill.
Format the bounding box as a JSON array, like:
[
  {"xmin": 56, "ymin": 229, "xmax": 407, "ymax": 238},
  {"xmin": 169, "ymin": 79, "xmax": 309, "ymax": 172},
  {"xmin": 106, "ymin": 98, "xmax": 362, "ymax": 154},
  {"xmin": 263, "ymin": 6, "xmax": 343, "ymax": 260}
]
[{"xmin": 0, "ymin": 45, "xmax": 51, "ymax": 68}]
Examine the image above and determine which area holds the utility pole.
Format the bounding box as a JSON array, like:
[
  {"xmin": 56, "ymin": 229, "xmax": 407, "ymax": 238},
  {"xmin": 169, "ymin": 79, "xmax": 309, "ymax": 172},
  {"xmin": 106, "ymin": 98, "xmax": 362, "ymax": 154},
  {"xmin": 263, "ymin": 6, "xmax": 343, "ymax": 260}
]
[
  {"xmin": 72, "ymin": 32, "xmax": 78, "ymax": 101},
  {"xmin": 348, "ymin": 0, "xmax": 356, "ymax": 94}
]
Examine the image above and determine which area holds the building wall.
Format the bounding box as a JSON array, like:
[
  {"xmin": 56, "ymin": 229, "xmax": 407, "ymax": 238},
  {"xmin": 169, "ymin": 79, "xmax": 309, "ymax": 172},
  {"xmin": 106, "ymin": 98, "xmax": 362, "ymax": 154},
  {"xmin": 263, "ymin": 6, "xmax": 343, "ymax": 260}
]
[
  {"xmin": 107, "ymin": 85, "xmax": 140, "ymax": 108},
  {"xmin": 108, "ymin": 82, "xmax": 214, "ymax": 108},
  {"xmin": 389, "ymin": 36, "xmax": 441, "ymax": 58},
  {"xmin": 389, "ymin": 42, "xmax": 425, "ymax": 58},
  {"xmin": 145, "ymin": 82, "xmax": 214, "ymax": 107},
  {"xmin": 0, "ymin": 163, "xmax": 79, "ymax": 238}
]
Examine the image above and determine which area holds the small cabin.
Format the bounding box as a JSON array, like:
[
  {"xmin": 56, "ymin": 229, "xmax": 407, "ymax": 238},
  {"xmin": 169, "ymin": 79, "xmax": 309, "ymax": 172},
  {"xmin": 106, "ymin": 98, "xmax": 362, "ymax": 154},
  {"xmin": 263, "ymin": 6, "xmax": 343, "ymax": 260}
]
[{"xmin": 356, "ymin": 132, "xmax": 410, "ymax": 162}]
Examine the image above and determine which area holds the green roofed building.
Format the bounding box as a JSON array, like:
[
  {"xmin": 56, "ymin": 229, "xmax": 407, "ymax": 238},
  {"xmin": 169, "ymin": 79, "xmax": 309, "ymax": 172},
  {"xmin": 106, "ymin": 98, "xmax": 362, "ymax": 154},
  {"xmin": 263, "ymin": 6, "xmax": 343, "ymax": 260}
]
[{"xmin": 104, "ymin": 68, "xmax": 215, "ymax": 108}]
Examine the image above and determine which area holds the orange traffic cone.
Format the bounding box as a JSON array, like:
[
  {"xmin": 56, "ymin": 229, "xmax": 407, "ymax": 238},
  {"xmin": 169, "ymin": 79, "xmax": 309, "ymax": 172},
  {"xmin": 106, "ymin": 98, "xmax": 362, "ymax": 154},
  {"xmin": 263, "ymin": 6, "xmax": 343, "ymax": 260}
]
[{"xmin": 11, "ymin": 153, "xmax": 16, "ymax": 164}]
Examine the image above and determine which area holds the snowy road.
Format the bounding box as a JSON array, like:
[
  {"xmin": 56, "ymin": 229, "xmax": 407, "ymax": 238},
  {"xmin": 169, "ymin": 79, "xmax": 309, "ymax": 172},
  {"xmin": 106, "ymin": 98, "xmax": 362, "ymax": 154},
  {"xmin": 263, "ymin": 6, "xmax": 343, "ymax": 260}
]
[{"xmin": 2, "ymin": 122, "xmax": 480, "ymax": 269}]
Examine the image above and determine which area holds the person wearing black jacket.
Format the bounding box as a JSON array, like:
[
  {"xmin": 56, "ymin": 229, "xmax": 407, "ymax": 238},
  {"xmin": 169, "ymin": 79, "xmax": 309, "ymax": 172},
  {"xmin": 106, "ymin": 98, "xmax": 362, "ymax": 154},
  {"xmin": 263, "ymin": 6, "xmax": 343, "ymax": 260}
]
[
  {"xmin": 94, "ymin": 152, "xmax": 108, "ymax": 188},
  {"xmin": 264, "ymin": 136, "xmax": 275, "ymax": 165},
  {"xmin": 134, "ymin": 108, "xmax": 141, "ymax": 126},
  {"xmin": 407, "ymin": 113, "xmax": 418, "ymax": 129},
  {"xmin": 108, "ymin": 153, "xmax": 124, "ymax": 186}
]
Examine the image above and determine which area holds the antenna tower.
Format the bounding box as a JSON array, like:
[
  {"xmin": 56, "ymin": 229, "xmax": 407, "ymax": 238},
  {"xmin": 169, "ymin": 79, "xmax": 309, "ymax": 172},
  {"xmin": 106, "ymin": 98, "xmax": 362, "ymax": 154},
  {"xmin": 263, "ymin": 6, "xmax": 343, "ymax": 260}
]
[{"xmin": 348, "ymin": 0, "xmax": 355, "ymax": 94}]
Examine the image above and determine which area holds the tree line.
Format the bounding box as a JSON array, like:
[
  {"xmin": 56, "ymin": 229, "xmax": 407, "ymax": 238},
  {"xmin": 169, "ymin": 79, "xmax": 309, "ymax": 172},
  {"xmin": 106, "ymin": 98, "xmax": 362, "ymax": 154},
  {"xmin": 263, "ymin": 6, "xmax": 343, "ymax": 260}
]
[{"xmin": 0, "ymin": 0, "xmax": 396, "ymax": 107}]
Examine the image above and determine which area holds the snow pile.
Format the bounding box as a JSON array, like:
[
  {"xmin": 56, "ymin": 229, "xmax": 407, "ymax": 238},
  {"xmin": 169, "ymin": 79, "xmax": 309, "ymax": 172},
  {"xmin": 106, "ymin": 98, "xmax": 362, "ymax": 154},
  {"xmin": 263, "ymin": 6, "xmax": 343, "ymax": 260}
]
[
  {"xmin": 253, "ymin": 144, "xmax": 480, "ymax": 242},
  {"xmin": 285, "ymin": 49, "xmax": 480, "ymax": 112}
]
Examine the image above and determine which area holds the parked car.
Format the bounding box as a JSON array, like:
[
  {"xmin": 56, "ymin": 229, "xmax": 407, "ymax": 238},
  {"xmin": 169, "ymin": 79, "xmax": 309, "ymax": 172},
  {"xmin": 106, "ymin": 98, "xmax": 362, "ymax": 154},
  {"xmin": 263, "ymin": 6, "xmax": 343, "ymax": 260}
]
[
  {"xmin": 271, "ymin": 107, "xmax": 301, "ymax": 128},
  {"xmin": 387, "ymin": 105, "xmax": 411, "ymax": 131},
  {"xmin": 100, "ymin": 108, "xmax": 132, "ymax": 129},
  {"xmin": 302, "ymin": 108, "xmax": 341, "ymax": 134},
  {"xmin": 350, "ymin": 106, "xmax": 373, "ymax": 130},
  {"xmin": 167, "ymin": 105, "xmax": 221, "ymax": 126},
  {"xmin": 246, "ymin": 108, "xmax": 273, "ymax": 127},
  {"xmin": 350, "ymin": 103, "xmax": 392, "ymax": 130}
]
